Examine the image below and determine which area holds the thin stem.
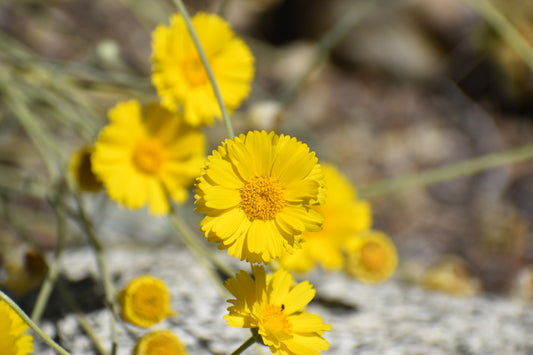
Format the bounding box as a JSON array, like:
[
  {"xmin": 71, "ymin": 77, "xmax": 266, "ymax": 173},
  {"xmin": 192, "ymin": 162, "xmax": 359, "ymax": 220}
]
[
  {"xmin": 56, "ymin": 280, "xmax": 108, "ymax": 355},
  {"xmin": 230, "ymin": 336, "xmax": 256, "ymax": 355},
  {"xmin": 171, "ymin": 0, "xmax": 235, "ymax": 139},
  {"xmin": 0, "ymin": 291, "xmax": 70, "ymax": 355},
  {"xmin": 359, "ymin": 143, "xmax": 533, "ymax": 199},
  {"xmin": 73, "ymin": 193, "xmax": 118, "ymax": 354},
  {"xmin": 276, "ymin": 0, "xmax": 377, "ymax": 107},
  {"xmin": 31, "ymin": 205, "xmax": 67, "ymax": 322},
  {"xmin": 463, "ymin": 0, "xmax": 533, "ymax": 73},
  {"xmin": 168, "ymin": 207, "xmax": 235, "ymax": 296}
]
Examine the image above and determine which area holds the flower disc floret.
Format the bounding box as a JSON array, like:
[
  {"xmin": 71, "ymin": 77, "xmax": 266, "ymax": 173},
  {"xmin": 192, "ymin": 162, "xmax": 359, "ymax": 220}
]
[
  {"xmin": 224, "ymin": 265, "xmax": 331, "ymax": 355},
  {"xmin": 345, "ymin": 230, "xmax": 398, "ymax": 283},
  {"xmin": 133, "ymin": 329, "xmax": 188, "ymax": 355},
  {"xmin": 118, "ymin": 275, "xmax": 175, "ymax": 328},
  {"xmin": 151, "ymin": 12, "xmax": 255, "ymax": 126},
  {"xmin": 0, "ymin": 300, "xmax": 33, "ymax": 355},
  {"xmin": 195, "ymin": 130, "xmax": 326, "ymax": 263},
  {"xmin": 68, "ymin": 145, "xmax": 103, "ymax": 192},
  {"xmin": 92, "ymin": 100, "xmax": 205, "ymax": 215}
]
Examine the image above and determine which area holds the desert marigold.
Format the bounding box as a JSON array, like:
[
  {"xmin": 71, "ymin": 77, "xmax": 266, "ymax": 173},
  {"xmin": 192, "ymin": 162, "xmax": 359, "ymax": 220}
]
[
  {"xmin": 151, "ymin": 12, "xmax": 254, "ymax": 126},
  {"xmin": 0, "ymin": 299, "xmax": 33, "ymax": 355},
  {"xmin": 224, "ymin": 265, "xmax": 331, "ymax": 355},
  {"xmin": 133, "ymin": 329, "xmax": 188, "ymax": 355},
  {"xmin": 92, "ymin": 100, "xmax": 205, "ymax": 215},
  {"xmin": 118, "ymin": 275, "xmax": 175, "ymax": 328},
  {"xmin": 279, "ymin": 163, "xmax": 372, "ymax": 273},
  {"xmin": 68, "ymin": 145, "xmax": 103, "ymax": 192},
  {"xmin": 194, "ymin": 130, "xmax": 325, "ymax": 263},
  {"xmin": 345, "ymin": 230, "xmax": 398, "ymax": 284}
]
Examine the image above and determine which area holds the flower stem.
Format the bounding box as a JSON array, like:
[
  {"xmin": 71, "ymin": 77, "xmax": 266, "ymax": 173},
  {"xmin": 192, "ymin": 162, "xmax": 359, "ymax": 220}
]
[
  {"xmin": 31, "ymin": 204, "xmax": 67, "ymax": 323},
  {"xmin": 463, "ymin": 0, "xmax": 533, "ymax": 73},
  {"xmin": 230, "ymin": 336, "xmax": 256, "ymax": 355},
  {"xmin": 168, "ymin": 207, "xmax": 235, "ymax": 296},
  {"xmin": 171, "ymin": 0, "xmax": 235, "ymax": 139},
  {"xmin": 359, "ymin": 143, "xmax": 533, "ymax": 199},
  {"xmin": 73, "ymin": 193, "xmax": 118, "ymax": 354},
  {"xmin": 276, "ymin": 0, "xmax": 377, "ymax": 107},
  {"xmin": 0, "ymin": 290, "xmax": 71, "ymax": 355}
]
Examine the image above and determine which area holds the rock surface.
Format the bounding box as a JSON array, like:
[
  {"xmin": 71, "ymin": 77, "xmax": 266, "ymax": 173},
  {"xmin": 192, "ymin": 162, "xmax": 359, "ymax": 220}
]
[{"xmin": 33, "ymin": 246, "xmax": 533, "ymax": 355}]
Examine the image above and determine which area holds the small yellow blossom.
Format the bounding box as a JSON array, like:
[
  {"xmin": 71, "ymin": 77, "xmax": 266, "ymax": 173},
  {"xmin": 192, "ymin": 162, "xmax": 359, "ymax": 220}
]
[
  {"xmin": 68, "ymin": 145, "xmax": 103, "ymax": 192},
  {"xmin": 421, "ymin": 255, "xmax": 481, "ymax": 297},
  {"xmin": 345, "ymin": 230, "xmax": 398, "ymax": 284},
  {"xmin": 118, "ymin": 275, "xmax": 175, "ymax": 328},
  {"xmin": 0, "ymin": 299, "xmax": 33, "ymax": 355},
  {"xmin": 224, "ymin": 265, "xmax": 331, "ymax": 355},
  {"xmin": 92, "ymin": 100, "xmax": 205, "ymax": 215},
  {"xmin": 195, "ymin": 130, "xmax": 325, "ymax": 263},
  {"xmin": 151, "ymin": 12, "xmax": 254, "ymax": 126},
  {"xmin": 279, "ymin": 163, "xmax": 372, "ymax": 272},
  {"xmin": 133, "ymin": 329, "xmax": 188, "ymax": 355}
]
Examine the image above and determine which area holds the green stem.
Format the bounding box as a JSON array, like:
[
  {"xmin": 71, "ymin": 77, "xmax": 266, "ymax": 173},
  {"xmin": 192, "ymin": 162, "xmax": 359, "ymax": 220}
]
[
  {"xmin": 56, "ymin": 280, "xmax": 108, "ymax": 355},
  {"xmin": 168, "ymin": 207, "xmax": 235, "ymax": 296},
  {"xmin": 73, "ymin": 193, "xmax": 118, "ymax": 354},
  {"xmin": 463, "ymin": 0, "xmax": 533, "ymax": 73},
  {"xmin": 0, "ymin": 291, "xmax": 70, "ymax": 355},
  {"xmin": 276, "ymin": 0, "xmax": 377, "ymax": 106},
  {"xmin": 171, "ymin": 0, "xmax": 235, "ymax": 139},
  {"xmin": 31, "ymin": 205, "xmax": 67, "ymax": 323},
  {"xmin": 359, "ymin": 143, "xmax": 533, "ymax": 199},
  {"xmin": 230, "ymin": 335, "xmax": 256, "ymax": 355}
]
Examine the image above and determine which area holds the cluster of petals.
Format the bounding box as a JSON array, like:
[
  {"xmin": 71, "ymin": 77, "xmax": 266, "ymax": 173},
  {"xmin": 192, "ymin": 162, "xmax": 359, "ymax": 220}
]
[
  {"xmin": 151, "ymin": 12, "xmax": 254, "ymax": 126},
  {"xmin": 279, "ymin": 163, "xmax": 372, "ymax": 272},
  {"xmin": 118, "ymin": 275, "xmax": 175, "ymax": 328},
  {"xmin": 134, "ymin": 329, "xmax": 188, "ymax": 355},
  {"xmin": 224, "ymin": 265, "xmax": 331, "ymax": 355},
  {"xmin": 0, "ymin": 299, "xmax": 33, "ymax": 355},
  {"xmin": 345, "ymin": 230, "xmax": 398, "ymax": 283},
  {"xmin": 195, "ymin": 130, "xmax": 325, "ymax": 263},
  {"xmin": 92, "ymin": 100, "xmax": 205, "ymax": 215}
]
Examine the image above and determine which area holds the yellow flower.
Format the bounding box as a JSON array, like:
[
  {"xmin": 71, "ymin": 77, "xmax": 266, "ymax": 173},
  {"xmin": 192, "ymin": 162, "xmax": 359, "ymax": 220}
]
[
  {"xmin": 118, "ymin": 275, "xmax": 175, "ymax": 328},
  {"xmin": 151, "ymin": 12, "xmax": 254, "ymax": 126},
  {"xmin": 68, "ymin": 145, "xmax": 103, "ymax": 192},
  {"xmin": 133, "ymin": 329, "xmax": 188, "ymax": 355},
  {"xmin": 92, "ymin": 100, "xmax": 205, "ymax": 215},
  {"xmin": 0, "ymin": 299, "xmax": 33, "ymax": 355},
  {"xmin": 279, "ymin": 163, "xmax": 372, "ymax": 272},
  {"xmin": 195, "ymin": 130, "xmax": 325, "ymax": 263},
  {"xmin": 421, "ymin": 255, "xmax": 481, "ymax": 297},
  {"xmin": 345, "ymin": 230, "xmax": 398, "ymax": 284},
  {"xmin": 224, "ymin": 265, "xmax": 331, "ymax": 355}
]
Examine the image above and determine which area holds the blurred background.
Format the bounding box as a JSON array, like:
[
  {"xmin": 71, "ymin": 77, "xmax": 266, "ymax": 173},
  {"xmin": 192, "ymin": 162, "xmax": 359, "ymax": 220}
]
[{"xmin": 1, "ymin": 0, "xmax": 533, "ymax": 303}]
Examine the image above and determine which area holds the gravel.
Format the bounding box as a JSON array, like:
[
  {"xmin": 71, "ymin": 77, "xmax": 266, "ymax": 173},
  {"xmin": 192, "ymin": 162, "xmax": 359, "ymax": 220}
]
[{"xmin": 32, "ymin": 246, "xmax": 533, "ymax": 355}]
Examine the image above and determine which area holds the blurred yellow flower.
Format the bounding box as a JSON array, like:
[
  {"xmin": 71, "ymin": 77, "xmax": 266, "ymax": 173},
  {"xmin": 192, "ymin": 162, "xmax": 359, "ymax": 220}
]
[
  {"xmin": 0, "ymin": 299, "xmax": 33, "ymax": 355},
  {"xmin": 195, "ymin": 131, "xmax": 325, "ymax": 263},
  {"xmin": 151, "ymin": 12, "xmax": 254, "ymax": 126},
  {"xmin": 118, "ymin": 275, "xmax": 175, "ymax": 328},
  {"xmin": 421, "ymin": 255, "xmax": 481, "ymax": 297},
  {"xmin": 345, "ymin": 230, "xmax": 398, "ymax": 284},
  {"xmin": 133, "ymin": 329, "xmax": 188, "ymax": 355},
  {"xmin": 68, "ymin": 145, "xmax": 103, "ymax": 192},
  {"xmin": 92, "ymin": 100, "xmax": 205, "ymax": 215},
  {"xmin": 224, "ymin": 265, "xmax": 331, "ymax": 355},
  {"xmin": 279, "ymin": 163, "xmax": 372, "ymax": 273}
]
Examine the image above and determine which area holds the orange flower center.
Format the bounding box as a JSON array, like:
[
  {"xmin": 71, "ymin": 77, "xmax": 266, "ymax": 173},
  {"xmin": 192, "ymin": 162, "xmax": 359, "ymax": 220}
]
[
  {"xmin": 261, "ymin": 304, "xmax": 292, "ymax": 338},
  {"xmin": 131, "ymin": 285, "xmax": 168, "ymax": 323},
  {"xmin": 240, "ymin": 176, "xmax": 285, "ymax": 220},
  {"xmin": 140, "ymin": 332, "xmax": 185, "ymax": 355},
  {"xmin": 182, "ymin": 55, "xmax": 209, "ymax": 87},
  {"xmin": 133, "ymin": 139, "xmax": 166, "ymax": 175},
  {"xmin": 360, "ymin": 241, "xmax": 387, "ymax": 272}
]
